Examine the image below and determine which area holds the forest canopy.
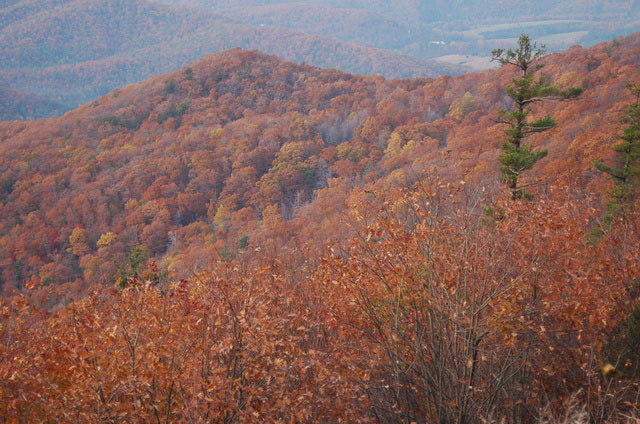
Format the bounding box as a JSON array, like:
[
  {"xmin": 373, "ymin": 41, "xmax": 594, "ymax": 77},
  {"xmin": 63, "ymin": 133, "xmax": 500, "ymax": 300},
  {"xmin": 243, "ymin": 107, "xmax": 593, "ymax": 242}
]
[{"xmin": 1, "ymin": 31, "xmax": 640, "ymax": 422}]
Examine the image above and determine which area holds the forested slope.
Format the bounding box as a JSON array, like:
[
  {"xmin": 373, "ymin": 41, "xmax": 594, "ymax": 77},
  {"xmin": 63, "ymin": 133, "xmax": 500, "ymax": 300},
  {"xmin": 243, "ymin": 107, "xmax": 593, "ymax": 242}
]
[
  {"xmin": 1, "ymin": 33, "xmax": 639, "ymax": 296},
  {"xmin": 0, "ymin": 88, "xmax": 66, "ymax": 121},
  {"xmin": 1, "ymin": 32, "xmax": 640, "ymax": 423}
]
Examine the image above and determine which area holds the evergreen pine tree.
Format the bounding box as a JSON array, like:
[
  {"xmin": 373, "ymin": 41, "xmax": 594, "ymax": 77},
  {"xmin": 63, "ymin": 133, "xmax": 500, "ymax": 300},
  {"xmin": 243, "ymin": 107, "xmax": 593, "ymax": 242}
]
[
  {"xmin": 492, "ymin": 35, "xmax": 583, "ymax": 199},
  {"xmin": 593, "ymin": 83, "xmax": 640, "ymax": 227}
]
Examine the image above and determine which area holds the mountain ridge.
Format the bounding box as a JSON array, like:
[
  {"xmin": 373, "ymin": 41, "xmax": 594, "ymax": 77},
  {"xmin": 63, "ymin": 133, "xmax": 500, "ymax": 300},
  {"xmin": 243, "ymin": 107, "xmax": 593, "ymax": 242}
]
[
  {"xmin": 0, "ymin": 0, "xmax": 467, "ymax": 120},
  {"xmin": 1, "ymin": 32, "xmax": 639, "ymax": 296}
]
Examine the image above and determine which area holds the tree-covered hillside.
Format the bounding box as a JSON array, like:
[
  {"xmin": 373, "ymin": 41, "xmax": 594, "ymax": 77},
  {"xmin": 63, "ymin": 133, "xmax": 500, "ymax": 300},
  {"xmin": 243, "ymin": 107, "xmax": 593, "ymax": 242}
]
[
  {"xmin": 1, "ymin": 32, "xmax": 640, "ymax": 423},
  {"xmin": 0, "ymin": 88, "xmax": 66, "ymax": 121},
  {"xmin": 1, "ymin": 32, "xmax": 639, "ymax": 297}
]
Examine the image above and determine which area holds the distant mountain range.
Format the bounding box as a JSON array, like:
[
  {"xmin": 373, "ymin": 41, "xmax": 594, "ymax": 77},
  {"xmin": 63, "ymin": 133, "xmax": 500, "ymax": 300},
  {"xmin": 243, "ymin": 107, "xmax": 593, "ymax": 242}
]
[
  {"xmin": 157, "ymin": 0, "xmax": 640, "ymax": 55},
  {"xmin": 152, "ymin": 0, "xmax": 640, "ymax": 21},
  {"xmin": 1, "ymin": 0, "xmax": 638, "ymax": 120},
  {"xmin": 0, "ymin": 0, "xmax": 467, "ymax": 120}
]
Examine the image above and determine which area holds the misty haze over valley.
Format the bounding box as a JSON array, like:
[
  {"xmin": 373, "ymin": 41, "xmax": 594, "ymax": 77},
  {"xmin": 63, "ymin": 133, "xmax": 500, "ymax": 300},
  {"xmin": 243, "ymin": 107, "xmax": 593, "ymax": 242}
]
[{"xmin": 1, "ymin": 0, "xmax": 638, "ymax": 119}]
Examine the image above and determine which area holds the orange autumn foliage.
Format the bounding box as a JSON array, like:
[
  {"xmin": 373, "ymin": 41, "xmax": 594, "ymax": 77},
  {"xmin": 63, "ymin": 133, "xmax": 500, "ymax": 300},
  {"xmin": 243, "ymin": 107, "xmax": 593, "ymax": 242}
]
[
  {"xmin": 2, "ymin": 34, "xmax": 640, "ymax": 297},
  {"xmin": 1, "ymin": 183, "xmax": 639, "ymax": 422}
]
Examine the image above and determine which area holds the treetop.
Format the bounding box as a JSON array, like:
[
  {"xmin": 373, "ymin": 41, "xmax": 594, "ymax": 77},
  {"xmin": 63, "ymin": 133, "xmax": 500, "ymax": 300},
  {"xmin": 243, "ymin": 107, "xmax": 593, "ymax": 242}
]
[{"xmin": 492, "ymin": 34, "xmax": 547, "ymax": 74}]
